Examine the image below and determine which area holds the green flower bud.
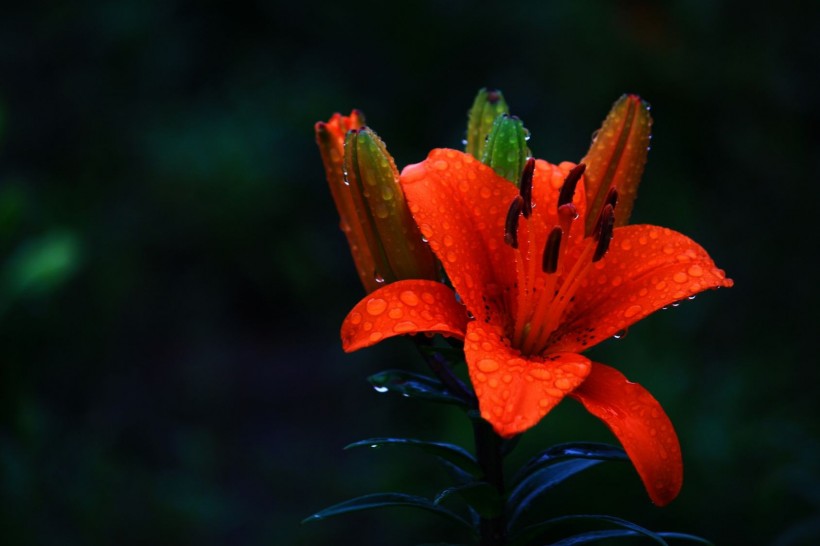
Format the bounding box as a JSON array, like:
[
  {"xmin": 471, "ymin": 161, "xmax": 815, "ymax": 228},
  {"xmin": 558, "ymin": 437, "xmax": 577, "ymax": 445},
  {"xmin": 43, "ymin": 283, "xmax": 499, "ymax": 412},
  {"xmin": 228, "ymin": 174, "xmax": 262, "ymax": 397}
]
[
  {"xmin": 342, "ymin": 127, "xmax": 438, "ymax": 289},
  {"xmin": 481, "ymin": 114, "xmax": 531, "ymax": 185},
  {"xmin": 465, "ymin": 88, "xmax": 509, "ymax": 160}
]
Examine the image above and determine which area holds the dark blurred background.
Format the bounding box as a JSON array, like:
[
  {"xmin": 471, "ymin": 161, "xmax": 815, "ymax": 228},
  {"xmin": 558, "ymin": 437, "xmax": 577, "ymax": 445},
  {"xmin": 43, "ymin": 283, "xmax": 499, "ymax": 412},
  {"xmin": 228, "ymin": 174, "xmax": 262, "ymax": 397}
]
[{"xmin": 1, "ymin": 1, "xmax": 818, "ymax": 544}]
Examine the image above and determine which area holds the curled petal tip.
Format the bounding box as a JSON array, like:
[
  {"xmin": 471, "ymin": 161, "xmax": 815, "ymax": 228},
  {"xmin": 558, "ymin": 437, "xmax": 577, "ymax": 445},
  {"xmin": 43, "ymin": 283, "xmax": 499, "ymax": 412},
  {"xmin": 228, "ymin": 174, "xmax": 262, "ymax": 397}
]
[{"xmin": 570, "ymin": 363, "xmax": 682, "ymax": 506}]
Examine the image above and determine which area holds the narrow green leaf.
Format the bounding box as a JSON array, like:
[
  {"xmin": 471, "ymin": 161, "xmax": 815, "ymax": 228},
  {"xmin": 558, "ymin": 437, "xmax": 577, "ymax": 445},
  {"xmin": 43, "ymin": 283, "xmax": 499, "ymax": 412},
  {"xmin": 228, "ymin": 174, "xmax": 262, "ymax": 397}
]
[
  {"xmin": 302, "ymin": 493, "xmax": 476, "ymax": 536},
  {"xmin": 434, "ymin": 481, "xmax": 503, "ymax": 518},
  {"xmin": 548, "ymin": 529, "xmax": 660, "ymax": 545},
  {"xmin": 512, "ymin": 442, "xmax": 627, "ymax": 486},
  {"xmin": 507, "ymin": 459, "xmax": 603, "ymax": 529},
  {"xmin": 465, "ymin": 88, "xmax": 509, "ymax": 159},
  {"xmin": 508, "ymin": 514, "xmax": 670, "ymax": 546},
  {"xmin": 346, "ymin": 438, "xmax": 482, "ymax": 477},
  {"xmin": 656, "ymin": 532, "xmax": 715, "ymax": 545},
  {"xmin": 368, "ymin": 369, "xmax": 469, "ymax": 407}
]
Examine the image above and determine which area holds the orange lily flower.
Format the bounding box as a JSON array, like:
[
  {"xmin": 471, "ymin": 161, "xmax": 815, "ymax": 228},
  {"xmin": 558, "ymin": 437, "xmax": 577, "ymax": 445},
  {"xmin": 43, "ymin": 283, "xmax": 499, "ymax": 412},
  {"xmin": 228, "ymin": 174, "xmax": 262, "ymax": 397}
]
[{"xmin": 339, "ymin": 102, "xmax": 732, "ymax": 506}]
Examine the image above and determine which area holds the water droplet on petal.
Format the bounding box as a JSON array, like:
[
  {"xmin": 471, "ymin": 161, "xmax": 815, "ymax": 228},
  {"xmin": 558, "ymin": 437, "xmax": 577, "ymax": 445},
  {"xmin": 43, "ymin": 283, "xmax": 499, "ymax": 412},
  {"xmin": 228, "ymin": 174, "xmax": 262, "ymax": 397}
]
[
  {"xmin": 374, "ymin": 273, "xmax": 385, "ymax": 284},
  {"xmin": 350, "ymin": 312, "xmax": 363, "ymax": 325},
  {"xmin": 369, "ymin": 332, "xmax": 384, "ymax": 342},
  {"xmin": 623, "ymin": 304, "xmax": 642, "ymax": 318},
  {"xmin": 673, "ymin": 272, "xmax": 688, "ymax": 283},
  {"xmin": 399, "ymin": 291, "xmax": 420, "ymax": 306},
  {"xmin": 388, "ymin": 308, "xmax": 403, "ymax": 319},
  {"xmin": 393, "ymin": 321, "xmax": 418, "ymax": 333},
  {"xmin": 373, "ymin": 385, "xmax": 389, "ymax": 393},
  {"xmin": 477, "ymin": 359, "xmax": 500, "ymax": 372},
  {"xmin": 366, "ymin": 298, "xmax": 388, "ymax": 315},
  {"xmin": 613, "ymin": 328, "xmax": 628, "ymax": 339},
  {"xmin": 688, "ymin": 264, "xmax": 704, "ymax": 277}
]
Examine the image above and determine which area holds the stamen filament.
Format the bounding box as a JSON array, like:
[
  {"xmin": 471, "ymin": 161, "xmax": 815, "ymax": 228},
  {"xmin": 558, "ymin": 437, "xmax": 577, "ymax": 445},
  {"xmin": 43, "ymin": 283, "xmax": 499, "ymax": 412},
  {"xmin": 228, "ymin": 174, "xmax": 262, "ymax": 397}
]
[{"xmin": 528, "ymin": 239, "xmax": 597, "ymax": 352}]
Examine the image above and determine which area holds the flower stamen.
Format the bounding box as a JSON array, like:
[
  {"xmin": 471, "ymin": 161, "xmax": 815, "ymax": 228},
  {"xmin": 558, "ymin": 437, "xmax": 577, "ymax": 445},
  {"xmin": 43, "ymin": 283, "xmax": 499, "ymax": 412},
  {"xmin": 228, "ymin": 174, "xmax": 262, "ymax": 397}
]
[
  {"xmin": 593, "ymin": 203, "xmax": 615, "ymax": 262},
  {"xmin": 519, "ymin": 157, "xmax": 535, "ymax": 218},
  {"xmin": 557, "ymin": 163, "xmax": 586, "ymax": 207},
  {"xmin": 542, "ymin": 227, "xmax": 563, "ymax": 274},
  {"xmin": 504, "ymin": 195, "xmax": 524, "ymax": 248}
]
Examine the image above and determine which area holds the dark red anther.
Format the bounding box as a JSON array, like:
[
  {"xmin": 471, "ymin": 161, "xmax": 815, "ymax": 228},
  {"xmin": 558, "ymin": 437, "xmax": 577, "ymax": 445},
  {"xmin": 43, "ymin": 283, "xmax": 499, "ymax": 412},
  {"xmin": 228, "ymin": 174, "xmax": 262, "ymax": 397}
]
[
  {"xmin": 519, "ymin": 157, "xmax": 535, "ymax": 218},
  {"xmin": 487, "ymin": 89, "xmax": 501, "ymax": 104},
  {"xmin": 542, "ymin": 226, "xmax": 563, "ymax": 273},
  {"xmin": 504, "ymin": 195, "xmax": 524, "ymax": 248},
  {"xmin": 592, "ymin": 204, "xmax": 615, "ymax": 262},
  {"xmin": 557, "ymin": 163, "xmax": 586, "ymax": 208},
  {"xmin": 604, "ymin": 186, "xmax": 619, "ymax": 209}
]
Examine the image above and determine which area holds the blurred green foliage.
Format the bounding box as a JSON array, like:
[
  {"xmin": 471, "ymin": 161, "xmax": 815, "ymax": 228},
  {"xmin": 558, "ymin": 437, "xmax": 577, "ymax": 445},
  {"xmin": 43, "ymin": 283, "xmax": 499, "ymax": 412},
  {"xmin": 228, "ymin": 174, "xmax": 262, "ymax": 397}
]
[{"xmin": 1, "ymin": 0, "xmax": 818, "ymax": 545}]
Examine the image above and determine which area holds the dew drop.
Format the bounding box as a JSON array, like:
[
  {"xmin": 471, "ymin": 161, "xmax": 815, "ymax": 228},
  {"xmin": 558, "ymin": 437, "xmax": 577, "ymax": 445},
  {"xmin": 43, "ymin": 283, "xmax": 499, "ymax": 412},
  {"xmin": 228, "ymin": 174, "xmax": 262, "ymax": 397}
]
[
  {"xmin": 393, "ymin": 321, "xmax": 419, "ymax": 333},
  {"xmin": 366, "ymin": 298, "xmax": 388, "ymax": 315},
  {"xmin": 350, "ymin": 312, "xmax": 363, "ymax": 325},
  {"xmin": 477, "ymin": 358, "xmax": 500, "ymax": 372},
  {"xmin": 673, "ymin": 271, "xmax": 688, "ymax": 283},
  {"xmin": 687, "ymin": 264, "xmax": 704, "ymax": 277},
  {"xmin": 446, "ymin": 251, "xmax": 457, "ymax": 263},
  {"xmin": 374, "ymin": 273, "xmax": 385, "ymax": 284},
  {"xmin": 388, "ymin": 308, "xmax": 403, "ymax": 319},
  {"xmin": 368, "ymin": 332, "xmax": 384, "ymax": 342},
  {"xmin": 443, "ymin": 234, "xmax": 454, "ymax": 247},
  {"xmin": 613, "ymin": 328, "xmax": 629, "ymax": 339},
  {"xmin": 399, "ymin": 291, "xmax": 420, "ymax": 306},
  {"xmin": 623, "ymin": 304, "xmax": 642, "ymax": 318},
  {"xmin": 373, "ymin": 385, "xmax": 389, "ymax": 393}
]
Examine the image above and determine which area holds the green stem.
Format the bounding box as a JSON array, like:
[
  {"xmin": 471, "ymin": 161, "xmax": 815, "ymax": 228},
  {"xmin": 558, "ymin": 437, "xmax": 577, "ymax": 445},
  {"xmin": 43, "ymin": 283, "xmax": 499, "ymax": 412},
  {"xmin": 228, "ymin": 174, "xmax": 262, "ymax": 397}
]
[
  {"xmin": 474, "ymin": 418, "xmax": 506, "ymax": 546},
  {"xmin": 413, "ymin": 337, "xmax": 477, "ymax": 406}
]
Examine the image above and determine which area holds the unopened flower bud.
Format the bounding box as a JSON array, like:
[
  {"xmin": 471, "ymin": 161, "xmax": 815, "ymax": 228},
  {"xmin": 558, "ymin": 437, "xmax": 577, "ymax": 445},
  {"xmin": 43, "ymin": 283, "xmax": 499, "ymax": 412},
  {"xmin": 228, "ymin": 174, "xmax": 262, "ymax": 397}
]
[
  {"xmin": 316, "ymin": 112, "xmax": 437, "ymax": 293},
  {"xmin": 582, "ymin": 94, "xmax": 652, "ymax": 234},
  {"xmin": 465, "ymin": 88, "xmax": 509, "ymax": 160},
  {"xmin": 481, "ymin": 114, "xmax": 531, "ymax": 185}
]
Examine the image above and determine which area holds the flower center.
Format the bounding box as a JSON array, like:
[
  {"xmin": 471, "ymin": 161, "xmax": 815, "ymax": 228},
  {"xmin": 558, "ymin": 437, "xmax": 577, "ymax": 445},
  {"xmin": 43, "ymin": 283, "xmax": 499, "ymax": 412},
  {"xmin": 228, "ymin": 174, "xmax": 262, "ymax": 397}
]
[{"xmin": 503, "ymin": 162, "xmax": 617, "ymax": 356}]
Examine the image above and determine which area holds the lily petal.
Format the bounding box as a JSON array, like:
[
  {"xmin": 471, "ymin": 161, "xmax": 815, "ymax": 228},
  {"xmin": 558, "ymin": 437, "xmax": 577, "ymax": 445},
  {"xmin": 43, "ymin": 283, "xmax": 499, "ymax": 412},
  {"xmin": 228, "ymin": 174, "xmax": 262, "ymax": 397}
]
[
  {"xmin": 552, "ymin": 224, "xmax": 733, "ymax": 352},
  {"xmin": 569, "ymin": 362, "xmax": 682, "ymax": 506},
  {"xmin": 401, "ymin": 150, "xmax": 518, "ymax": 326},
  {"xmin": 341, "ymin": 280, "xmax": 468, "ymax": 352},
  {"xmin": 463, "ymin": 321, "xmax": 591, "ymax": 438}
]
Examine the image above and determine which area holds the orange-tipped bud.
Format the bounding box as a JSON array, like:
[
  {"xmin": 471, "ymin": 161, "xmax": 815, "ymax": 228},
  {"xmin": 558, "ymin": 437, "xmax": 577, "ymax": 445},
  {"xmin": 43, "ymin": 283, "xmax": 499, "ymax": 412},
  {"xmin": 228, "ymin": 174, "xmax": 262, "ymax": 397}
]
[
  {"xmin": 315, "ymin": 111, "xmax": 380, "ymax": 292},
  {"xmin": 316, "ymin": 111, "xmax": 437, "ymax": 292},
  {"xmin": 582, "ymin": 94, "xmax": 652, "ymax": 235}
]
